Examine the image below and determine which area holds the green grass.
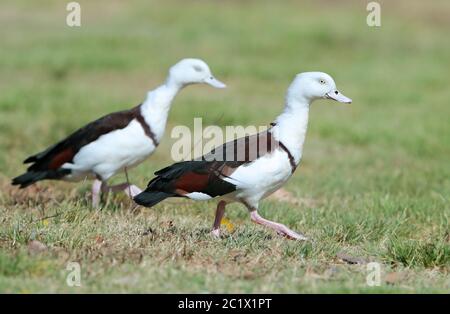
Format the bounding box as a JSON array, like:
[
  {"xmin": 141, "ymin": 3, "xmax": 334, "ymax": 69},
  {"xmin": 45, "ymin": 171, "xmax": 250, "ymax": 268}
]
[{"xmin": 0, "ymin": 0, "xmax": 449, "ymax": 293}]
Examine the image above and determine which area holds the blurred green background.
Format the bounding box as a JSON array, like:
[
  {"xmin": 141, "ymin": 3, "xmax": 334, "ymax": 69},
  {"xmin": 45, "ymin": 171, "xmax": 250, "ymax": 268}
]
[{"xmin": 0, "ymin": 0, "xmax": 449, "ymax": 293}]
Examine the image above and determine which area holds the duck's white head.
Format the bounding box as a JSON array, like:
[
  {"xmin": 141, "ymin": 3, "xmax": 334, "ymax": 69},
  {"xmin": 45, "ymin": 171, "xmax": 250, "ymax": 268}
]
[
  {"xmin": 287, "ymin": 72, "xmax": 352, "ymax": 105},
  {"xmin": 167, "ymin": 58, "xmax": 226, "ymax": 89}
]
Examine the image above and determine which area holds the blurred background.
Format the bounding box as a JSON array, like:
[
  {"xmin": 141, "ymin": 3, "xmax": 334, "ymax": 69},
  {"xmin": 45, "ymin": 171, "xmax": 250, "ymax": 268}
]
[
  {"xmin": 1, "ymin": 1, "xmax": 449, "ymax": 187},
  {"xmin": 0, "ymin": 0, "xmax": 449, "ymax": 292}
]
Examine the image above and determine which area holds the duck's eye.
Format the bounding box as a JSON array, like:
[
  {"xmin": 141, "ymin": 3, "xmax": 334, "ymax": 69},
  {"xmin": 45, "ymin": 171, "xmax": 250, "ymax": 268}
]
[
  {"xmin": 319, "ymin": 79, "xmax": 326, "ymax": 84},
  {"xmin": 193, "ymin": 65, "xmax": 202, "ymax": 72}
]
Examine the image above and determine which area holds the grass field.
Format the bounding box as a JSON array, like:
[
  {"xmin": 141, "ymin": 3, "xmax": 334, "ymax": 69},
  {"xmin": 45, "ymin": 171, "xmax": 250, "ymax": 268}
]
[{"xmin": 0, "ymin": 0, "xmax": 449, "ymax": 293}]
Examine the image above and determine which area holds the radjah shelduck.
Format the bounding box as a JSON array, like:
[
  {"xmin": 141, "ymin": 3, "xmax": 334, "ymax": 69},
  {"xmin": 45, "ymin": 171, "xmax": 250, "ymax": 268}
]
[
  {"xmin": 12, "ymin": 58, "xmax": 226, "ymax": 207},
  {"xmin": 134, "ymin": 72, "xmax": 351, "ymax": 240}
]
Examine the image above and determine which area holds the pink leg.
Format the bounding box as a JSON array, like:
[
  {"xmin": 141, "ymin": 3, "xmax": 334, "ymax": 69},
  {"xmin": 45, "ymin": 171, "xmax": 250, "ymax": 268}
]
[
  {"xmin": 123, "ymin": 167, "xmax": 141, "ymax": 197},
  {"xmin": 109, "ymin": 183, "xmax": 142, "ymax": 197},
  {"xmin": 92, "ymin": 179, "xmax": 102, "ymax": 208},
  {"xmin": 211, "ymin": 201, "xmax": 226, "ymax": 238},
  {"xmin": 250, "ymin": 210, "xmax": 307, "ymax": 241}
]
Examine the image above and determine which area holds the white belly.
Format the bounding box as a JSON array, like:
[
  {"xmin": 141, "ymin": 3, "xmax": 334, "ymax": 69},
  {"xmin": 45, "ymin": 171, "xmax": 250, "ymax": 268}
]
[
  {"xmin": 65, "ymin": 120, "xmax": 156, "ymax": 180},
  {"xmin": 223, "ymin": 149, "xmax": 293, "ymax": 204}
]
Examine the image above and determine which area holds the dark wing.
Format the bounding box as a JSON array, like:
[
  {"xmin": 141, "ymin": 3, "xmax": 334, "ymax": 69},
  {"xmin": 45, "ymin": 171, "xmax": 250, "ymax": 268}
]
[
  {"xmin": 24, "ymin": 106, "xmax": 140, "ymax": 172},
  {"xmin": 134, "ymin": 129, "xmax": 278, "ymax": 207},
  {"xmin": 12, "ymin": 105, "xmax": 140, "ymax": 188}
]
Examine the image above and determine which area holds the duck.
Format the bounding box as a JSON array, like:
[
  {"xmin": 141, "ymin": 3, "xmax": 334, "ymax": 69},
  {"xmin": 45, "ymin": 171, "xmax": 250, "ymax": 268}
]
[
  {"xmin": 12, "ymin": 58, "xmax": 226, "ymax": 207},
  {"xmin": 133, "ymin": 72, "xmax": 351, "ymax": 240}
]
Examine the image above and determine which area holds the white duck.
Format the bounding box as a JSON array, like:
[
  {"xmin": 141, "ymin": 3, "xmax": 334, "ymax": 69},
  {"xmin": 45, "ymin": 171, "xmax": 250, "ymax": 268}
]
[
  {"xmin": 12, "ymin": 58, "xmax": 226, "ymax": 207},
  {"xmin": 134, "ymin": 71, "xmax": 351, "ymax": 240}
]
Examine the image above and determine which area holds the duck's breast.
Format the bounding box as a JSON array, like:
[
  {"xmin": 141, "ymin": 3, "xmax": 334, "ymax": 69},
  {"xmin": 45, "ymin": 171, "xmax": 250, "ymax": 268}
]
[
  {"xmin": 224, "ymin": 149, "xmax": 293, "ymax": 194},
  {"xmin": 71, "ymin": 119, "xmax": 155, "ymax": 178}
]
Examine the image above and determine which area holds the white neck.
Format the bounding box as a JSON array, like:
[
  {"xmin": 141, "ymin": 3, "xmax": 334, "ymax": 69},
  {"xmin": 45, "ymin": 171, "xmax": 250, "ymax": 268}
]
[
  {"xmin": 139, "ymin": 81, "xmax": 181, "ymax": 142},
  {"xmin": 272, "ymin": 99, "xmax": 310, "ymax": 164}
]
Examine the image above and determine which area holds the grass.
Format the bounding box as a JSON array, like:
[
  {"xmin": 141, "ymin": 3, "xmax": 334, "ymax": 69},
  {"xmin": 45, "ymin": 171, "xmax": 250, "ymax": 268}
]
[{"xmin": 0, "ymin": 0, "xmax": 449, "ymax": 293}]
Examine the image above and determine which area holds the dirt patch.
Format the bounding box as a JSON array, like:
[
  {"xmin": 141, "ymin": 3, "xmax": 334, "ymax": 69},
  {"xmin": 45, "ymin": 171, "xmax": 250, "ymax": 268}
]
[
  {"xmin": 0, "ymin": 177, "xmax": 75, "ymax": 207},
  {"xmin": 28, "ymin": 240, "xmax": 48, "ymax": 255},
  {"xmin": 268, "ymin": 188, "xmax": 318, "ymax": 207},
  {"xmin": 336, "ymin": 251, "xmax": 368, "ymax": 265}
]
